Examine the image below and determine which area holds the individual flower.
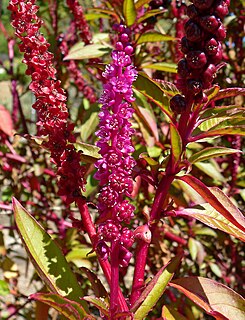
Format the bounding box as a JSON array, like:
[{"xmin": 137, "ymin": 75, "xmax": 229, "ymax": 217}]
[
  {"xmin": 95, "ymin": 24, "xmax": 137, "ymax": 267},
  {"xmin": 8, "ymin": 0, "xmax": 86, "ymax": 204}
]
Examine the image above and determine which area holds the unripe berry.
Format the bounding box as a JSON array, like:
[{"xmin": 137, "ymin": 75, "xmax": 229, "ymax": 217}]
[
  {"xmin": 124, "ymin": 45, "xmax": 133, "ymax": 55},
  {"xmin": 205, "ymin": 38, "xmax": 218, "ymax": 56},
  {"xmin": 187, "ymin": 79, "xmax": 202, "ymax": 94},
  {"xmin": 170, "ymin": 94, "xmax": 187, "ymax": 114},
  {"xmin": 116, "ymin": 41, "xmax": 124, "ymax": 51},
  {"xmin": 120, "ymin": 33, "xmax": 129, "ymax": 42},
  {"xmin": 186, "ymin": 50, "xmax": 207, "ymax": 69},
  {"xmin": 192, "ymin": 0, "xmax": 214, "ymax": 10},
  {"xmin": 185, "ymin": 20, "xmax": 202, "ymax": 42},
  {"xmin": 199, "ymin": 15, "xmax": 220, "ymax": 32},
  {"xmin": 216, "ymin": 24, "xmax": 226, "ymax": 41},
  {"xmin": 178, "ymin": 59, "xmax": 190, "ymax": 78}
]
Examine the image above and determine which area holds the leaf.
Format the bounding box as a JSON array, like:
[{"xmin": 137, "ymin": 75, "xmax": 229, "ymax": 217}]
[
  {"xmin": 162, "ymin": 305, "xmax": 188, "ymax": 320},
  {"xmin": 80, "ymin": 268, "xmax": 108, "ymax": 299},
  {"xmin": 212, "ymin": 87, "xmax": 245, "ymax": 101},
  {"xmin": 135, "ymin": 0, "xmax": 152, "ymax": 9},
  {"xmin": 132, "ymin": 254, "xmax": 183, "ymax": 319},
  {"xmin": 178, "ymin": 176, "xmax": 245, "ymax": 234},
  {"xmin": 64, "ymin": 43, "xmax": 111, "ymax": 60},
  {"xmin": 188, "ymin": 147, "xmax": 241, "ymax": 163},
  {"xmin": 137, "ymin": 32, "xmax": 176, "ymax": 44},
  {"xmin": 209, "ymin": 262, "xmax": 222, "ymax": 278},
  {"xmin": 31, "ymin": 293, "xmax": 95, "ymax": 320},
  {"xmin": 170, "ymin": 123, "xmax": 182, "ymax": 162},
  {"xmin": 12, "ymin": 198, "xmax": 88, "ymax": 309},
  {"xmin": 188, "ymin": 238, "xmax": 198, "ymax": 261},
  {"xmin": 137, "ymin": 9, "xmax": 166, "ymax": 23},
  {"xmin": 123, "ymin": 0, "xmax": 136, "ymax": 26},
  {"xmin": 194, "ymin": 162, "xmax": 225, "ymax": 182},
  {"xmin": 143, "ymin": 62, "xmax": 177, "ymax": 73},
  {"xmin": 0, "ymin": 280, "xmax": 10, "ymax": 296},
  {"xmin": 170, "ymin": 277, "xmax": 245, "ymax": 320},
  {"xmin": 74, "ymin": 141, "xmax": 101, "ymax": 164},
  {"xmin": 0, "ymin": 104, "xmax": 13, "ymax": 136},
  {"xmin": 79, "ymin": 112, "xmax": 99, "ymax": 142},
  {"xmin": 83, "ymin": 296, "xmax": 109, "ymax": 317},
  {"xmin": 137, "ymin": 106, "xmax": 159, "ymax": 142},
  {"xmin": 66, "ymin": 246, "xmax": 96, "ymax": 268},
  {"xmin": 133, "ymin": 72, "xmax": 173, "ymax": 119},
  {"xmin": 87, "ymin": 8, "xmax": 119, "ymax": 20},
  {"xmin": 204, "ymin": 85, "xmax": 220, "ymax": 103}
]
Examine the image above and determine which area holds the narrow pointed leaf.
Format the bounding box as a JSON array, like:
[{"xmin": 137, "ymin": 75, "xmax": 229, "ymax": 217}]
[
  {"xmin": 137, "ymin": 32, "xmax": 176, "ymax": 44},
  {"xmin": 135, "ymin": 0, "xmax": 152, "ymax": 9},
  {"xmin": 64, "ymin": 43, "xmax": 110, "ymax": 60},
  {"xmin": 123, "ymin": 0, "xmax": 136, "ymax": 26},
  {"xmin": 74, "ymin": 141, "xmax": 101, "ymax": 164},
  {"xmin": 195, "ymin": 126, "xmax": 245, "ymax": 139},
  {"xmin": 132, "ymin": 254, "xmax": 182, "ymax": 319},
  {"xmin": 137, "ymin": 9, "xmax": 166, "ymax": 23},
  {"xmin": 170, "ymin": 124, "xmax": 182, "ymax": 162},
  {"xmin": 188, "ymin": 147, "xmax": 241, "ymax": 163},
  {"xmin": 143, "ymin": 62, "xmax": 177, "ymax": 73},
  {"xmin": 212, "ymin": 87, "xmax": 245, "ymax": 101},
  {"xmin": 83, "ymin": 296, "xmax": 109, "ymax": 317},
  {"xmin": 178, "ymin": 176, "xmax": 245, "ymax": 233},
  {"xmin": 12, "ymin": 198, "xmax": 88, "ymax": 309},
  {"xmin": 170, "ymin": 277, "xmax": 245, "ymax": 320},
  {"xmin": 176, "ymin": 203, "xmax": 245, "ymax": 242},
  {"xmin": 31, "ymin": 293, "xmax": 95, "ymax": 320},
  {"xmin": 0, "ymin": 105, "xmax": 13, "ymax": 137},
  {"xmin": 162, "ymin": 305, "xmax": 188, "ymax": 320}
]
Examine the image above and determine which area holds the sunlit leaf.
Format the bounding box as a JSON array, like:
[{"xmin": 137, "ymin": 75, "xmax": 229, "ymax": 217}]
[
  {"xmin": 162, "ymin": 305, "xmax": 188, "ymax": 320},
  {"xmin": 194, "ymin": 162, "xmax": 225, "ymax": 182},
  {"xmin": 79, "ymin": 111, "xmax": 99, "ymax": 142},
  {"xmin": 135, "ymin": 0, "xmax": 152, "ymax": 9},
  {"xmin": 0, "ymin": 280, "xmax": 10, "ymax": 296},
  {"xmin": 74, "ymin": 141, "xmax": 101, "ymax": 164},
  {"xmin": 143, "ymin": 62, "xmax": 177, "ymax": 73},
  {"xmin": 87, "ymin": 8, "xmax": 119, "ymax": 20},
  {"xmin": 209, "ymin": 262, "xmax": 222, "ymax": 278},
  {"xmin": 0, "ymin": 104, "xmax": 13, "ymax": 136},
  {"xmin": 132, "ymin": 254, "xmax": 182, "ymax": 319},
  {"xmin": 64, "ymin": 43, "xmax": 111, "ymax": 60},
  {"xmin": 155, "ymin": 79, "xmax": 180, "ymax": 97},
  {"xmin": 212, "ymin": 87, "xmax": 245, "ymax": 101},
  {"xmin": 83, "ymin": 296, "xmax": 109, "ymax": 317},
  {"xmin": 31, "ymin": 293, "xmax": 94, "ymax": 320},
  {"xmin": 188, "ymin": 147, "xmax": 241, "ymax": 163},
  {"xmin": 170, "ymin": 124, "xmax": 182, "ymax": 162},
  {"xmin": 123, "ymin": 0, "xmax": 136, "ymax": 26},
  {"xmin": 188, "ymin": 238, "xmax": 198, "ymax": 261},
  {"xmin": 12, "ymin": 198, "xmax": 88, "ymax": 309},
  {"xmin": 170, "ymin": 277, "xmax": 245, "ymax": 320},
  {"xmin": 137, "ymin": 32, "xmax": 176, "ymax": 44},
  {"xmin": 137, "ymin": 9, "xmax": 166, "ymax": 23}
]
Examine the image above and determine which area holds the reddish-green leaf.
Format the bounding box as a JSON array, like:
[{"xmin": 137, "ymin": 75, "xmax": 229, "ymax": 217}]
[
  {"xmin": 123, "ymin": 0, "xmax": 136, "ymax": 26},
  {"xmin": 131, "ymin": 254, "xmax": 183, "ymax": 319},
  {"xmin": 143, "ymin": 62, "xmax": 177, "ymax": 73},
  {"xmin": 83, "ymin": 296, "xmax": 109, "ymax": 317},
  {"xmin": 137, "ymin": 9, "xmax": 166, "ymax": 23},
  {"xmin": 64, "ymin": 43, "xmax": 111, "ymax": 60},
  {"xmin": 12, "ymin": 198, "xmax": 88, "ymax": 308},
  {"xmin": 137, "ymin": 32, "xmax": 176, "ymax": 44},
  {"xmin": 176, "ymin": 203, "xmax": 245, "ymax": 242},
  {"xmin": 162, "ymin": 305, "xmax": 188, "ymax": 320},
  {"xmin": 170, "ymin": 277, "xmax": 245, "ymax": 320},
  {"xmin": 135, "ymin": 0, "xmax": 152, "ymax": 9},
  {"xmin": 74, "ymin": 141, "xmax": 101, "ymax": 164},
  {"xmin": 170, "ymin": 123, "xmax": 182, "ymax": 162},
  {"xmin": 188, "ymin": 147, "xmax": 241, "ymax": 163},
  {"xmin": 212, "ymin": 87, "xmax": 245, "ymax": 101},
  {"xmin": 178, "ymin": 176, "xmax": 245, "ymax": 234},
  {"xmin": 31, "ymin": 293, "xmax": 95, "ymax": 320},
  {"xmin": 0, "ymin": 104, "xmax": 13, "ymax": 137}
]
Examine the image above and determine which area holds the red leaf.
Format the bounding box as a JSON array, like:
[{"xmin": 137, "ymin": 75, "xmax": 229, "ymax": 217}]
[{"xmin": 0, "ymin": 105, "xmax": 13, "ymax": 136}]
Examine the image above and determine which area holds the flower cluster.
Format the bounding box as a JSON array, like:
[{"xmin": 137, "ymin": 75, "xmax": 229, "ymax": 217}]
[
  {"xmin": 8, "ymin": 0, "xmax": 86, "ymax": 204},
  {"xmin": 170, "ymin": 0, "xmax": 230, "ymax": 112},
  {"xmin": 95, "ymin": 24, "xmax": 137, "ymax": 267}
]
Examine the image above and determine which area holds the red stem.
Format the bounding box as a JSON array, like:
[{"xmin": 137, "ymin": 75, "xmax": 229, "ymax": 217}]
[{"xmin": 110, "ymin": 241, "xmax": 120, "ymax": 316}]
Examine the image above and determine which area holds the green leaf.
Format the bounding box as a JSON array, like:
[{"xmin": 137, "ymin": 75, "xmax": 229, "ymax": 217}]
[
  {"xmin": 156, "ymin": 80, "xmax": 180, "ymax": 97},
  {"xmin": 79, "ymin": 112, "xmax": 99, "ymax": 142},
  {"xmin": 133, "ymin": 72, "xmax": 173, "ymax": 119},
  {"xmin": 0, "ymin": 280, "xmax": 10, "ymax": 296},
  {"xmin": 179, "ymin": 176, "xmax": 245, "ymax": 232},
  {"xmin": 188, "ymin": 238, "xmax": 198, "ymax": 261},
  {"xmin": 188, "ymin": 147, "xmax": 241, "ymax": 163},
  {"xmin": 209, "ymin": 262, "xmax": 222, "ymax": 278},
  {"xmin": 194, "ymin": 162, "xmax": 225, "ymax": 182},
  {"xmin": 143, "ymin": 62, "xmax": 177, "ymax": 73},
  {"xmin": 137, "ymin": 9, "xmax": 166, "ymax": 23},
  {"xmin": 83, "ymin": 296, "xmax": 109, "ymax": 317},
  {"xmin": 123, "ymin": 0, "xmax": 136, "ymax": 26},
  {"xmin": 12, "ymin": 198, "xmax": 88, "ymax": 309},
  {"xmin": 85, "ymin": 13, "xmax": 110, "ymax": 20},
  {"xmin": 204, "ymin": 85, "xmax": 220, "ymax": 103},
  {"xmin": 137, "ymin": 32, "xmax": 176, "ymax": 44},
  {"xmin": 31, "ymin": 293, "xmax": 94, "ymax": 320},
  {"xmin": 64, "ymin": 43, "xmax": 111, "ymax": 60},
  {"xmin": 132, "ymin": 254, "xmax": 182, "ymax": 319},
  {"xmin": 135, "ymin": 0, "xmax": 152, "ymax": 9},
  {"xmin": 74, "ymin": 141, "xmax": 101, "ymax": 164},
  {"xmin": 162, "ymin": 305, "xmax": 188, "ymax": 320},
  {"xmin": 66, "ymin": 246, "xmax": 96, "ymax": 268},
  {"xmin": 170, "ymin": 123, "xmax": 182, "ymax": 162},
  {"xmin": 212, "ymin": 87, "xmax": 245, "ymax": 101},
  {"xmin": 177, "ymin": 203, "xmax": 245, "ymax": 242},
  {"xmin": 170, "ymin": 277, "xmax": 245, "ymax": 320}
]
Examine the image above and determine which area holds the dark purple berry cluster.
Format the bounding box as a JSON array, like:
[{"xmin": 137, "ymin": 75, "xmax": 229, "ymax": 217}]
[{"xmin": 171, "ymin": 0, "xmax": 230, "ymax": 113}]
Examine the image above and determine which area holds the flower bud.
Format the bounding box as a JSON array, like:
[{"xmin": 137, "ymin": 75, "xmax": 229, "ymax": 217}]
[
  {"xmin": 187, "ymin": 79, "xmax": 202, "ymax": 95},
  {"xmin": 199, "ymin": 15, "xmax": 220, "ymax": 32},
  {"xmin": 205, "ymin": 38, "xmax": 218, "ymax": 56},
  {"xmin": 214, "ymin": 0, "xmax": 229, "ymax": 19},
  {"xmin": 186, "ymin": 50, "xmax": 207, "ymax": 69},
  {"xmin": 203, "ymin": 64, "xmax": 216, "ymax": 82},
  {"xmin": 215, "ymin": 24, "xmax": 226, "ymax": 41}
]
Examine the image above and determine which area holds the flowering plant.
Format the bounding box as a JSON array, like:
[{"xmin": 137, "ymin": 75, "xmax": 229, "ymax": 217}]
[{"xmin": 0, "ymin": 0, "xmax": 244, "ymax": 319}]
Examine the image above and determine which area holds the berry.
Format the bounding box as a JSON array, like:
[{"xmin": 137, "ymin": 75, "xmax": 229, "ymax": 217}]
[
  {"xmin": 203, "ymin": 64, "xmax": 216, "ymax": 82},
  {"xmin": 209, "ymin": 43, "xmax": 223, "ymax": 64},
  {"xmin": 120, "ymin": 33, "xmax": 129, "ymax": 42},
  {"xmin": 185, "ymin": 20, "xmax": 202, "ymax": 42},
  {"xmin": 199, "ymin": 15, "xmax": 220, "ymax": 32},
  {"xmin": 186, "ymin": 4, "xmax": 199, "ymax": 19},
  {"xmin": 180, "ymin": 36, "xmax": 193, "ymax": 54},
  {"xmin": 178, "ymin": 59, "xmax": 190, "ymax": 78},
  {"xmin": 192, "ymin": 0, "xmax": 214, "ymax": 10},
  {"xmin": 214, "ymin": 0, "xmax": 229, "ymax": 19},
  {"xmin": 215, "ymin": 24, "xmax": 226, "ymax": 41},
  {"xmin": 205, "ymin": 38, "xmax": 218, "ymax": 56},
  {"xmin": 186, "ymin": 50, "xmax": 207, "ymax": 69},
  {"xmin": 187, "ymin": 79, "xmax": 202, "ymax": 94},
  {"xmin": 170, "ymin": 94, "xmax": 187, "ymax": 114}
]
